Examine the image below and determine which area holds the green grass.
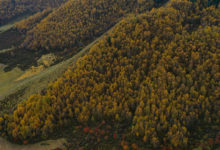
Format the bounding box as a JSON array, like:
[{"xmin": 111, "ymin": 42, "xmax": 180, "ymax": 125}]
[
  {"xmin": 0, "ymin": 64, "xmax": 24, "ymax": 98},
  {"xmin": 0, "ymin": 137, "xmax": 67, "ymax": 150}
]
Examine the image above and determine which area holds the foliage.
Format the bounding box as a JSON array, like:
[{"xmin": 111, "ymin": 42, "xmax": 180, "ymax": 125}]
[
  {"xmin": 14, "ymin": 9, "xmax": 52, "ymax": 33},
  {"xmin": 21, "ymin": 0, "xmax": 168, "ymax": 54},
  {"xmin": 1, "ymin": 0, "xmax": 219, "ymax": 149},
  {"xmin": 0, "ymin": 0, "xmax": 66, "ymax": 25}
]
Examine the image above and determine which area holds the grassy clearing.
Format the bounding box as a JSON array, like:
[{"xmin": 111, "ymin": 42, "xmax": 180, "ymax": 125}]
[
  {"xmin": 0, "ymin": 24, "xmax": 14, "ymax": 33},
  {"xmin": 15, "ymin": 65, "xmax": 45, "ymax": 81},
  {"xmin": 0, "ymin": 137, "xmax": 67, "ymax": 150},
  {"xmin": 0, "ymin": 64, "xmax": 24, "ymax": 98}
]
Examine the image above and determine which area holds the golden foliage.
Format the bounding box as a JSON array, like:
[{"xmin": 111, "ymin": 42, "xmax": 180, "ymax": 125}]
[
  {"xmin": 21, "ymin": 0, "xmax": 162, "ymax": 53},
  {"xmin": 14, "ymin": 9, "xmax": 52, "ymax": 32},
  {"xmin": 0, "ymin": 0, "xmax": 66, "ymax": 25},
  {"xmin": 1, "ymin": 0, "xmax": 219, "ymax": 149}
]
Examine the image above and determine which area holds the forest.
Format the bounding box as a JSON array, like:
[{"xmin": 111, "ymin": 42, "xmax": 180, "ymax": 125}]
[
  {"xmin": 0, "ymin": 0, "xmax": 219, "ymax": 149},
  {"xmin": 0, "ymin": 0, "xmax": 66, "ymax": 25},
  {"xmin": 14, "ymin": 9, "xmax": 52, "ymax": 33},
  {"xmin": 19, "ymin": 0, "xmax": 168, "ymax": 55},
  {"xmin": 0, "ymin": 0, "xmax": 220, "ymax": 150}
]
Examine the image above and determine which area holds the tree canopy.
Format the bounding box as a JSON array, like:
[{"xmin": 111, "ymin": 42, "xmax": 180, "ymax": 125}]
[
  {"xmin": 20, "ymin": 0, "xmax": 168, "ymax": 55},
  {"xmin": 0, "ymin": 0, "xmax": 219, "ymax": 149},
  {"xmin": 0, "ymin": 0, "xmax": 66, "ymax": 25}
]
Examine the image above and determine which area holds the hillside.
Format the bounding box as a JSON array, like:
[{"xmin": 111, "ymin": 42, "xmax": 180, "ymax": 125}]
[
  {"xmin": 0, "ymin": 24, "xmax": 113, "ymax": 115},
  {"xmin": 14, "ymin": 9, "xmax": 52, "ymax": 33},
  {"xmin": 0, "ymin": 0, "xmax": 168, "ymax": 73},
  {"xmin": 20, "ymin": 0, "xmax": 168, "ymax": 54},
  {"xmin": 0, "ymin": 0, "xmax": 66, "ymax": 25},
  {"xmin": 0, "ymin": 0, "xmax": 219, "ymax": 149}
]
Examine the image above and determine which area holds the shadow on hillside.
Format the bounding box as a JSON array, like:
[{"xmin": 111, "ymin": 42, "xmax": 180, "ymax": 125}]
[
  {"xmin": 0, "ymin": 29, "xmax": 24, "ymax": 50},
  {"xmin": 0, "ymin": 29, "xmax": 47, "ymax": 72},
  {"xmin": 0, "ymin": 48, "xmax": 42, "ymax": 72},
  {"xmin": 0, "ymin": 28, "xmax": 84, "ymax": 72}
]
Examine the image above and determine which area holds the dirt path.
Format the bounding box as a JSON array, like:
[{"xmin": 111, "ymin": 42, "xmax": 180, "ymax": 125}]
[
  {"xmin": 0, "ymin": 137, "xmax": 67, "ymax": 150},
  {"xmin": 0, "ymin": 48, "xmax": 14, "ymax": 54}
]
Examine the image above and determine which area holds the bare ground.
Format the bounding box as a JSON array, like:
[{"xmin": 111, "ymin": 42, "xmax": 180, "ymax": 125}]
[{"xmin": 0, "ymin": 137, "xmax": 67, "ymax": 150}]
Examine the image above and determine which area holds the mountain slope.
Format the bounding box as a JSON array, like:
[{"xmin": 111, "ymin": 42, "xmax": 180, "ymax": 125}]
[
  {"xmin": 0, "ymin": 0, "xmax": 66, "ymax": 25},
  {"xmin": 0, "ymin": 23, "xmax": 115, "ymax": 114},
  {"xmin": 1, "ymin": 0, "xmax": 219, "ymax": 149},
  {"xmin": 21, "ymin": 0, "xmax": 167, "ymax": 54},
  {"xmin": 14, "ymin": 9, "xmax": 52, "ymax": 33}
]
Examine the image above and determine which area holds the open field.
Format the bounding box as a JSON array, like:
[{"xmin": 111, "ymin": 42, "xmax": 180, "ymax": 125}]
[{"xmin": 0, "ymin": 64, "xmax": 24, "ymax": 98}]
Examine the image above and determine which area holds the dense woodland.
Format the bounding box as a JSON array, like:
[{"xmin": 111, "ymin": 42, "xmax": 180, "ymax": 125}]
[
  {"xmin": 0, "ymin": 0, "xmax": 66, "ymax": 25},
  {"xmin": 14, "ymin": 9, "xmax": 52, "ymax": 33},
  {"xmin": 0, "ymin": 0, "xmax": 219, "ymax": 149},
  {"xmin": 20, "ymin": 0, "xmax": 168, "ymax": 55}
]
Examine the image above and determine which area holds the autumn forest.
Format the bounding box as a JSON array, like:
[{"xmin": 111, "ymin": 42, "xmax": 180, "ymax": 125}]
[{"xmin": 0, "ymin": 0, "xmax": 219, "ymax": 149}]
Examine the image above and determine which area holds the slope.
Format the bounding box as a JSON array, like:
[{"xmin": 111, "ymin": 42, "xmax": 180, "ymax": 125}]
[
  {"xmin": 21, "ymin": 0, "xmax": 167, "ymax": 54},
  {"xmin": 0, "ymin": 0, "xmax": 66, "ymax": 25},
  {"xmin": 0, "ymin": 0, "xmax": 168, "ymax": 74},
  {"xmin": 1, "ymin": 0, "xmax": 219, "ymax": 149},
  {"xmin": 0, "ymin": 137, "xmax": 66, "ymax": 150},
  {"xmin": 0, "ymin": 22, "xmax": 116, "ymax": 114}
]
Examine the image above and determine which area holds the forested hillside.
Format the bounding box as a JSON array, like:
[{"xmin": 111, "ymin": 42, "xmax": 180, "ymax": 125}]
[
  {"xmin": 0, "ymin": 0, "xmax": 66, "ymax": 25},
  {"xmin": 0, "ymin": 0, "xmax": 219, "ymax": 149},
  {"xmin": 14, "ymin": 9, "xmax": 52, "ymax": 33},
  {"xmin": 21, "ymin": 0, "xmax": 168, "ymax": 54}
]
